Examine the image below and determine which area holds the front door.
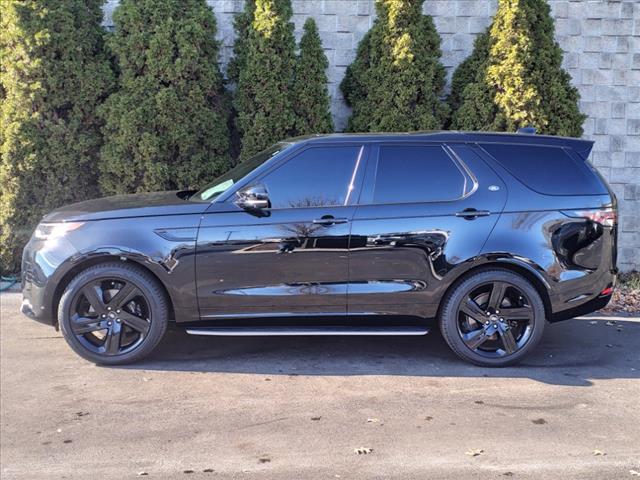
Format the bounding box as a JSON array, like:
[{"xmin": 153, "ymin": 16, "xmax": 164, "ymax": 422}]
[
  {"xmin": 348, "ymin": 143, "xmax": 507, "ymax": 318},
  {"xmin": 196, "ymin": 144, "xmax": 367, "ymax": 320}
]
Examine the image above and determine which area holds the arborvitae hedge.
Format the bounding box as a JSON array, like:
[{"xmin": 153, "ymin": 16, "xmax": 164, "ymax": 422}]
[
  {"xmin": 234, "ymin": 0, "xmax": 297, "ymax": 160},
  {"xmin": 100, "ymin": 0, "xmax": 231, "ymax": 195},
  {"xmin": 227, "ymin": 0, "xmax": 256, "ymax": 85},
  {"xmin": 292, "ymin": 18, "xmax": 333, "ymax": 135},
  {"xmin": 0, "ymin": 0, "xmax": 114, "ymax": 273},
  {"xmin": 448, "ymin": 30, "xmax": 490, "ymax": 118},
  {"xmin": 451, "ymin": 0, "xmax": 586, "ymax": 136},
  {"xmin": 340, "ymin": 0, "xmax": 449, "ymax": 132}
]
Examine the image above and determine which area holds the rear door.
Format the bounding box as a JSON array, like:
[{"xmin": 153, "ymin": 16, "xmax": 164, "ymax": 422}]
[{"xmin": 347, "ymin": 143, "xmax": 507, "ymax": 318}]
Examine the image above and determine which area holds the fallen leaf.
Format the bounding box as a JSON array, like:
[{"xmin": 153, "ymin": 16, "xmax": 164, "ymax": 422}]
[
  {"xmin": 502, "ymin": 473, "xmax": 514, "ymax": 477},
  {"xmin": 203, "ymin": 469, "xmax": 214, "ymax": 473},
  {"xmin": 258, "ymin": 457, "xmax": 271, "ymax": 464},
  {"xmin": 183, "ymin": 470, "xmax": 194, "ymax": 474},
  {"xmin": 311, "ymin": 416, "xmax": 322, "ymax": 421},
  {"xmin": 63, "ymin": 439, "xmax": 72, "ymax": 444},
  {"xmin": 137, "ymin": 473, "xmax": 148, "ymax": 477},
  {"xmin": 354, "ymin": 447, "xmax": 373, "ymax": 455},
  {"xmin": 605, "ymin": 320, "xmax": 617, "ymax": 326},
  {"xmin": 425, "ymin": 416, "xmax": 433, "ymax": 421},
  {"xmin": 532, "ymin": 418, "xmax": 547, "ymax": 425},
  {"xmin": 465, "ymin": 449, "xmax": 484, "ymax": 457}
]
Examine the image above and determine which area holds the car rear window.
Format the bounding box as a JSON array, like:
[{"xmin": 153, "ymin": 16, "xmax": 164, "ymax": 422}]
[
  {"xmin": 373, "ymin": 146, "xmax": 466, "ymax": 204},
  {"xmin": 480, "ymin": 144, "xmax": 607, "ymax": 196}
]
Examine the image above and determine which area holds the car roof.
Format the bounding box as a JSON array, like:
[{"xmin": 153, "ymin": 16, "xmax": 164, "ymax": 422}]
[{"xmin": 286, "ymin": 131, "xmax": 594, "ymax": 158}]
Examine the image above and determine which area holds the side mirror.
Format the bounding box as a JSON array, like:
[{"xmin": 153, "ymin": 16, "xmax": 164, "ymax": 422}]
[{"xmin": 235, "ymin": 184, "xmax": 270, "ymax": 211}]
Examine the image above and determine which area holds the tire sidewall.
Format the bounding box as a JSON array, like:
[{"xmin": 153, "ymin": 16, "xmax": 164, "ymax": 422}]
[
  {"xmin": 58, "ymin": 263, "xmax": 168, "ymax": 365},
  {"xmin": 439, "ymin": 270, "xmax": 546, "ymax": 367}
]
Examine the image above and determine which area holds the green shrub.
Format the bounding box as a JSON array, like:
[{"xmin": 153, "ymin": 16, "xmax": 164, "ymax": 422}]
[
  {"xmin": 450, "ymin": 0, "xmax": 586, "ymax": 137},
  {"xmin": 100, "ymin": 0, "xmax": 231, "ymax": 195},
  {"xmin": 0, "ymin": 0, "xmax": 114, "ymax": 273},
  {"xmin": 292, "ymin": 18, "xmax": 333, "ymax": 135},
  {"xmin": 227, "ymin": 0, "xmax": 256, "ymax": 85},
  {"xmin": 447, "ymin": 30, "xmax": 490, "ymax": 119},
  {"xmin": 234, "ymin": 0, "xmax": 297, "ymax": 160},
  {"xmin": 340, "ymin": 0, "xmax": 449, "ymax": 132}
]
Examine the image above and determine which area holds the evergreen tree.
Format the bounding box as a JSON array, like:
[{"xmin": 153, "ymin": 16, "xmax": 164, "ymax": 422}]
[
  {"xmin": 292, "ymin": 18, "xmax": 333, "ymax": 135},
  {"xmin": 227, "ymin": 0, "xmax": 256, "ymax": 85},
  {"xmin": 447, "ymin": 30, "xmax": 490, "ymax": 117},
  {"xmin": 340, "ymin": 0, "xmax": 449, "ymax": 132},
  {"xmin": 0, "ymin": 0, "xmax": 114, "ymax": 272},
  {"xmin": 234, "ymin": 0, "xmax": 297, "ymax": 159},
  {"xmin": 100, "ymin": 0, "xmax": 231, "ymax": 195},
  {"xmin": 450, "ymin": 0, "xmax": 586, "ymax": 136}
]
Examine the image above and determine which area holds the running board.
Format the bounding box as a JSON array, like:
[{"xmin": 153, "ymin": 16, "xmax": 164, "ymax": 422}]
[{"xmin": 185, "ymin": 326, "xmax": 430, "ymax": 336}]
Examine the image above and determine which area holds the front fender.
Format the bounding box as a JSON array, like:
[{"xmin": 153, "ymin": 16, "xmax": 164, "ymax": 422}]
[{"xmin": 27, "ymin": 215, "xmax": 201, "ymax": 324}]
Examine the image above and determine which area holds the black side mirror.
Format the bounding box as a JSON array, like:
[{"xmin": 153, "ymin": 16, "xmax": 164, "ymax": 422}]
[{"xmin": 235, "ymin": 184, "xmax": 270, "ymax": 211}]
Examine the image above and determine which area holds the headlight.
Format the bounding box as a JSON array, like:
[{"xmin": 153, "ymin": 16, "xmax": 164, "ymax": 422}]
[{"xmin": 34, "ymin": 222, "xmax": 85, "ymax": 240}]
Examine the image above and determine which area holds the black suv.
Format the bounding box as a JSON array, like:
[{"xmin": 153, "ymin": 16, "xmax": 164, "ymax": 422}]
[{"xmin": 21, "ymin": 132, "xmax": 617, "ymax": 367}]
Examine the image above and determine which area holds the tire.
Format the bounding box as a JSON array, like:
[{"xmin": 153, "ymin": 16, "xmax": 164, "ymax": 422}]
[
  {"xmin": 58, "ymin": 262, "xmax": 169, "ymax": 365},
  {"xmin": 438, "ymin": 269, "xmax": 546, "ymax": 367}
]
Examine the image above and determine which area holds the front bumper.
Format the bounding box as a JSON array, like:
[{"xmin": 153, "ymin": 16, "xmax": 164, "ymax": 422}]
[{"xmin": 21, "ymin": 234, "xmax": 79, "ymax": 326}]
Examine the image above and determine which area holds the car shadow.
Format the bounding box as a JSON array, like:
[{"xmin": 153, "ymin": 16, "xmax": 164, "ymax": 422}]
[{"xmin": 120, "ymin": 315, "xmax": 640, "ymax": 387}]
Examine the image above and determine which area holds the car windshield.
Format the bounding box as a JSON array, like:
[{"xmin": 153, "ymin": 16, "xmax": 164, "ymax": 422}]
[{"xmin": 192, "ymin": 143, "xmax": 289, "ymax": 202}]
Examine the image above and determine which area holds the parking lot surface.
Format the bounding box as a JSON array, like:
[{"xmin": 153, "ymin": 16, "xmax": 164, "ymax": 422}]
[{"xmin": 1, "ymin": 291, "xmax": 639, "ymax": 479}]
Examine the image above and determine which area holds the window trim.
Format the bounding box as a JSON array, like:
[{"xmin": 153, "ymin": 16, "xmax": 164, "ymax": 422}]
[
  {"xmin": 220, "ymin": 142, "xmax": 369, "ymax": 211},
  {"xmin": 361, "ymin": 142, "xmax": 478, "ymax": 207}
]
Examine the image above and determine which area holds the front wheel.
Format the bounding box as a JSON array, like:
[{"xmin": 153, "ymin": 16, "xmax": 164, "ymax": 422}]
[
  {"xmin": 58, "ymin": 262, "xmax": 169, "ymax": 365},
  {"xmin": 439, "ymin": 269, "xmax": 546, "ymax": 367}
]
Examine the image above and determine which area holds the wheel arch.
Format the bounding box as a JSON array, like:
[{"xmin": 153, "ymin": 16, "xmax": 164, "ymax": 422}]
[
  {"xmin": 437, "ymin": 258, "xmax": 552, "ymax": 321},
  {"xmin": 52, "ymin": 254, "xmax": 176, "ymax": 326}
]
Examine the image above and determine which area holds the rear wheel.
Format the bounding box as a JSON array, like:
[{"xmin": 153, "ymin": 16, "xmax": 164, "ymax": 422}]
[
  {"xmin": 58, "ymin": 262, "xmax": 168, "ymax": 365},
  {"xmin": 439, "ymin": 269, "xmax": 546, "ymax": 367}
]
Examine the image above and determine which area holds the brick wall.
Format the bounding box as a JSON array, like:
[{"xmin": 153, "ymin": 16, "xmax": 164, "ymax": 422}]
[{"xmin": 103, "ymin": 0, "xmax": 640, "ymax": 271}]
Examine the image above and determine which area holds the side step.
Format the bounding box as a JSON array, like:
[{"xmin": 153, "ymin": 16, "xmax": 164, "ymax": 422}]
[{"xmin": 185, "ymin": 326, "xmax": 430, "ymax": 336}]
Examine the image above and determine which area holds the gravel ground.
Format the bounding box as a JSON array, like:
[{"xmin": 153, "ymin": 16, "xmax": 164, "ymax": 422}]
[{"xmin": 1, "ymin": 291, "xmax": 639, "ymax": 479}]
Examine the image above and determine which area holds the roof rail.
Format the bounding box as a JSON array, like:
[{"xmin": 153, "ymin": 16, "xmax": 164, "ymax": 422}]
[{"xmin": 517, "ymin": 127, "xmax": 537, "ymax": 135}]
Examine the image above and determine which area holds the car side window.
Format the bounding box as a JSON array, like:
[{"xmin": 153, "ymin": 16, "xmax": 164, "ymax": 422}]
[
  {"xmin": 480, "ymin": 143, "xmax": 608, "ymax": 196},
  {"xmin": 373, "ymin": 145, "xmax": 466, "ymax": 204},
  {"xmin": 260, "ymin": 146, "xmax": 363, "ymax": 209}
]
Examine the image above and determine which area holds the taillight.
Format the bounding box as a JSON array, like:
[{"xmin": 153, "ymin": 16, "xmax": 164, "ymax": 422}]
[
  {"xmin": 599, "ymin": 286, "xmax": 614, "ymax": 296},
  {"xmin": 562, "ymin": 207, "xmax": 617, "ymax": 227}
]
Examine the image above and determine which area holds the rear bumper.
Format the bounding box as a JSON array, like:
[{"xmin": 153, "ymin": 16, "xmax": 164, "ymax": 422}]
[
  {"xmin": 548, "ymin": 264, "xmax": 616, "ymax": 322},
  {"xmin": 550, "ymin": 292, "xmax": 613, "ymax": 322}
]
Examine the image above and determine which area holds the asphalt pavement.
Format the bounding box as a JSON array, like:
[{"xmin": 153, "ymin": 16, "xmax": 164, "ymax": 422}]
[{"xmin": 1, "ymin": 291, "xmax": 639, "ymax": 479}]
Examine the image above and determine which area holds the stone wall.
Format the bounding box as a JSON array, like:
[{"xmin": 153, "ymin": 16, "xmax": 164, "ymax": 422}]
[{"xmin": 103, "ymin": 0, "xmax": 640, "ymax": 271}]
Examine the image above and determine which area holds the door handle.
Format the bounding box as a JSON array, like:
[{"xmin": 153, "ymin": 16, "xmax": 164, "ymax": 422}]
[
  {"xmin": 455, "ymin": 208, "xmax": 491, "ymax": 220},
  {"xmin": 313, "ymin": 216, "xmax": 349, "ymax": 225}
]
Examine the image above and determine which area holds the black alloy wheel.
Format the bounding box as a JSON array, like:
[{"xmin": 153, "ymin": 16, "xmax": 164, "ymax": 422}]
[
  {"xmin": 59, "ymin": 262, "xmax": 168, "ymax": 365},
  {"xmin": 439, "ymin": 269, "xmax": 546, "ymax": 367}
]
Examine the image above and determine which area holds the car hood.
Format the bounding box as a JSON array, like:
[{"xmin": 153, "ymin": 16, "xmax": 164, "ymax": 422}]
[{"xmin": 42, "ymin": 191, "xmax": 208, "ymax": 222}]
